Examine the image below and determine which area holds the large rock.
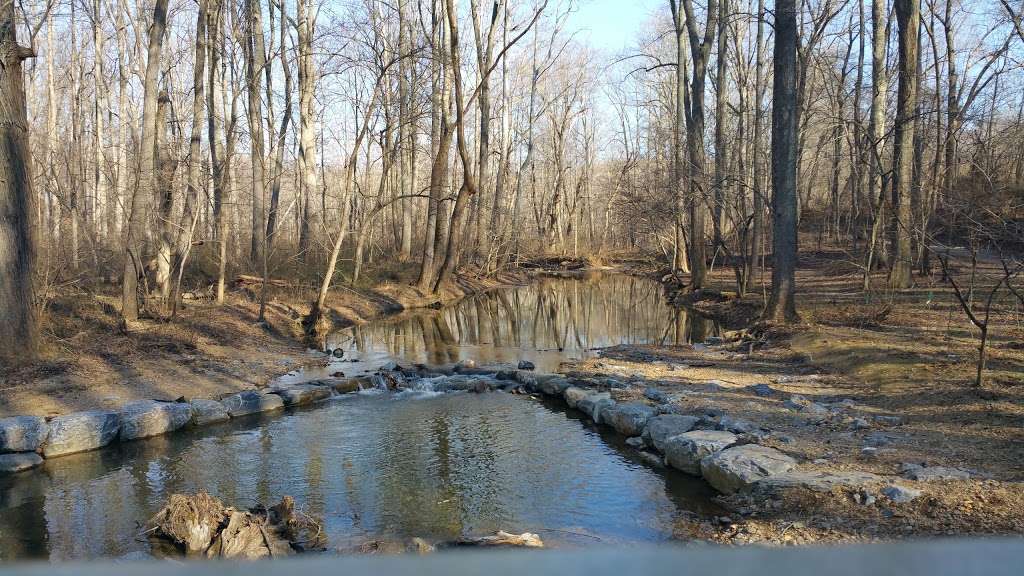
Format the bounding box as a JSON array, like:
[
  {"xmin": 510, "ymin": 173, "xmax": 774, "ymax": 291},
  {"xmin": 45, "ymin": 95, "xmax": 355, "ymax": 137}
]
[
  {"xmin": 538, "ymin": 376, "xmax": 572, "ymax": 397},
  {"xmin": 221, "ymin": 392, "xmax": 285, "ymax": 417},
  {"xmin": 662, "ymin": 430, "xmax": 737, "ymax": 475},
  {"xmin": 642, "ymin": 414, "xmax": 701, "ymax": 452},
  {"xmin": 601, "ymin": 403, "xmax": 657, "ymax": 436},
  {"xmin": 576, "ymin": 394, "xmax": 614, "ymax": 423},
  {"xmin": 882, "ymin": 484, "xmax": 922, "ymax": 503},
  {"xmin": 272, "ymin": 384, "xmax": 332, "ymax": 406},
  {"xmin": 43, "ymin": 410, "xmax": 121, "ymax": 458},
  {"xmin": 120, "ymin": 400, "xmax": 193, "ymax": 441},
  {"xmin": 327, "ymin": 377, "xmax": 369, "ymax": 393},
  {"xmin": 0, "ymin": 452, "xmax": 44, "ymax": 474},
  {"xmin": 0, "ymin": 416, "xmax": 49, "ymax": 453},
  {"xmin": 700, "ymin": 444, "xmax": 797, "ymax": 494},
  {"xmin": 751, "ymin": 470, "xmax": 883, "ymax": 496},
  {"xmin": 190, "ymin": 399, "xmax": 230, "ymax": 426},
  {"xmin": 784, "ymin": 395, "xmax": 829, "ymax": 415},
  {"xmin": 563, "ymin": 386, "xmax": 592, "ymax": 408},
  {"xmin": 900, "ymin": 463, "xmax": 971, "ymax": 481}
]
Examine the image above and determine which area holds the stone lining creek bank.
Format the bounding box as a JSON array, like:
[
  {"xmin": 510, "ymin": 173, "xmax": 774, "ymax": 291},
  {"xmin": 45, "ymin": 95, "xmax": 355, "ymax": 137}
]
[
  {"xmin": 2, "ymin": 361, "xmax": 911, "ymax": 509},
  {"xmin": 0, "ymin": 274, "xmax": 937, "ymax": 560}
]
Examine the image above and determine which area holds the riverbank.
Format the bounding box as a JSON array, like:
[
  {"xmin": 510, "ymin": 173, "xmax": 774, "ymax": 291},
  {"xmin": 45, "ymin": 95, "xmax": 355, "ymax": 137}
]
[
  {"xmin": 557, "ymin": 333, "xmax": 1024, "ymax": 544},
  {"xmin": 0, "ymin": 270, "xmax": 529, "ymax": 419}
]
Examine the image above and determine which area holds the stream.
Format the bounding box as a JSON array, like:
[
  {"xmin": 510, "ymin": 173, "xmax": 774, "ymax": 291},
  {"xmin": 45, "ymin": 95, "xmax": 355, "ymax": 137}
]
[{"xmin": 0, "ymin": 274, "xmax": 722, "ymax": 561}]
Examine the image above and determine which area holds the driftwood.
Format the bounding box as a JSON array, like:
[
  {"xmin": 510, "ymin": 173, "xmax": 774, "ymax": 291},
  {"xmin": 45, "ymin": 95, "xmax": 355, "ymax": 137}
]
[
  {"xmin": 438, "ymin": 531, "xmax": 544, "ymax": 549},
  {"xmin": 357, "ymin": 531, "xmax": 544, "ymax": 554},
  {"xmin": 234, "ymin": 274, "xmax": 296, "ymax": 288},
  {"xmin": 146, "ymin": 493, "xmax": 325, "ymax": 559}
]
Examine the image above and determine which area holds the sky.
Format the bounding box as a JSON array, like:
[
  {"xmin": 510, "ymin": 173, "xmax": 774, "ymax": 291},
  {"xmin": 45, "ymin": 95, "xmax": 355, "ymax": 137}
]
[{"xmin": 567, "ymin": 0, "xmax": 663, "ymax": 54}]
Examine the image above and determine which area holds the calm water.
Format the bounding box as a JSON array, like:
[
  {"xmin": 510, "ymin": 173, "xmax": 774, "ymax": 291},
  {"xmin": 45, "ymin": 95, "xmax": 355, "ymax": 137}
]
[
  {"xmin": 302, "ymin": 274, "xmax": 719, "ymax": 377},
  {"xmin": 0, "ymin": 274, "xmax": 721, "ymax": 562}
]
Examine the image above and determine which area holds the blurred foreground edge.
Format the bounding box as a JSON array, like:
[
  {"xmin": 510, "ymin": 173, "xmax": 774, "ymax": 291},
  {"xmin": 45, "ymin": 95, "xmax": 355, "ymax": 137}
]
[{"xmin": 2, "ymin": 538, "xmax": 1021, "ymax": 575}]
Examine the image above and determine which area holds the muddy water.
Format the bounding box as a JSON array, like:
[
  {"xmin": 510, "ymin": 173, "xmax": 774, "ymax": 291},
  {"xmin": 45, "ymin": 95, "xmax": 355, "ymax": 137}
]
[{"xmin": 0, "ymin": 274, "xmax": 721, "ymax": 562}]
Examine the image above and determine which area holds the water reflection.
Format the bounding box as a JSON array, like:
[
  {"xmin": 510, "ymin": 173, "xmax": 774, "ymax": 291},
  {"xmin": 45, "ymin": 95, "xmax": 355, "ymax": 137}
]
[
  {"xmin": 325, "ymin": 274, "xmax": 719, "ymax": 373},
  {"xmin": 0, "ymin": 394, "xmax": 719, "ymax": 561}
]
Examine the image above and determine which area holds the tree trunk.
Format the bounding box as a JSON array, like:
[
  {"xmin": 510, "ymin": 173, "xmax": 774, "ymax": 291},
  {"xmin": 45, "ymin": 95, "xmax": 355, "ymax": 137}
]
[
  {"xmin": 0, "ymin": 0, "xmax": 40, "ymax": 362},
  {"xmin": 246, "ymin": 0, "xmax": 267, "ymax": 267},
  {"xmin": 122, "ymin": 0, "xmax": 170, "ymax": 323},
  {"xmin": 890, "ymin": 0, "xmax": 919, "ymax": 289},
  {"xmin": 763, "ymin": 0, "xmax": 799, "ymax": 323}
]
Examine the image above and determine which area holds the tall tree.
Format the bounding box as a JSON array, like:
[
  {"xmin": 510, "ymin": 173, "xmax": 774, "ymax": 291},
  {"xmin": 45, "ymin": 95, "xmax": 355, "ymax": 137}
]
[
  {"xmin": 245, "ymin": 0, "xmax": 267, "ymax": 267},
  {"xmin": 677, "ymin": 0, "xmax": 718, "ymax": 289},
  {"xmin": 122, "ymin": 0, "xmax": 170, "ymax": 323},
  {"xmin": 0, "ymin": 0, "xmax": 40, "ymax": 362},
  {"xmin": 890, "ymin": 0, "xmax": 919, "ymax": 288},
  {"xmin": 763, "ymin": 0, "xmax": 799, "ymax": 322}
]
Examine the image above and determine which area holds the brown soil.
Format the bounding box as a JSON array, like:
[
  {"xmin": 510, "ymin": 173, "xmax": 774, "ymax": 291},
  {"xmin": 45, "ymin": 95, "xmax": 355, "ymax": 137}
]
[
  {"xmin": 562, "ymin": 247, "xmax": 1024, "ymax": 544},
  {"xmin": 0, "ymin": 270, "xmax": 527, "ymax": 418}
]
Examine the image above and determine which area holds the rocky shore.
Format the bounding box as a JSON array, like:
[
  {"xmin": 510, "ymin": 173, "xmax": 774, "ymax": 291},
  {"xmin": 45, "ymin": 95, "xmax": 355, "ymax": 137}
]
[{"xmin": 4, "ymin": 348, "xmax": 1022, "ymax": 546}]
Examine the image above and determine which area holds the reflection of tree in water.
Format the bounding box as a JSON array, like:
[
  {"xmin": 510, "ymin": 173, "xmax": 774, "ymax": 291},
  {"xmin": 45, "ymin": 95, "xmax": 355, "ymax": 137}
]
[{"xmin": 337, "ymin": 275, "xmax": 720, "ymax": 364}]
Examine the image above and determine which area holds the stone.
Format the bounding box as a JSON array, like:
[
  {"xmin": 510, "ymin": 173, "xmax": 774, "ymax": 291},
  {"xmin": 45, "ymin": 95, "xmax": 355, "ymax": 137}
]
[
  {"xmin": 43, "ymin": 410, "xmax": 121, "ymax": 458},
  {"xmin": 882, "ymin": 484, "xmax": 922, "ymax": 503},
  {"xmin": 0, "ymin": 416, "xmax": 49, "ymax": 453},
  {"xmin": 601, "ymin": 403, "xmax": 657, "ymax": 436},
  {"xmin": 221, "ymin": 391, "xmax": 285, "ymax": 417},
  {"xmin": 272, "ymin": 384, "xmax": 332, "ymax": 406},
  {"xmin": 642, "ymin": 414, "xmax": 701, "ymax": 452},
  {"xmin": 625, "ymin": 436, "xmax": 645, "ymax": 448},
  {"xmin": 190, "ymin": 399, "xmax": 230, "ymax": 426},
  {"xmin": 851, "ymin": 418, "xmax": 871, "ymax": 430},
  {"xmin": 864, "ymin": 432, "xmax": 900, "ymax": 447},
  {"xmin": 784, "ymin": 395, "xmax": 829, "ymax": 415},
  {"xmin": 515, "ymin": 372, "xmax": 539, "ymax": 390},
  {"xmin": 562, "ymin": 386, "xmax": 592, "ymax": 409},
  {"xmin": 746, "ymin": 383, "xmax": 776, "ymax": 397},
  {"xmin": 538, "ymin": 376, "xmax": 572, "ymax": 397},
  {"xmin": 717, "ymin": 416, "xmax": 758, "ymax": 434},
  {"xmin": 700, "ymin": 444, "xmax": 797, "ymax": 494},
  {"xmin": 119, "ymin": 401, "xmax": 193, "ymax": 441},
  {"xmin": 517, "ymin": 360, "xmax": 536, "ymax": 371},
  {"xmin": 751, "ymin": 470, "xmax": 883, "ymax": 496},
  {"xmin": 322, "ymin": 377, "xmax": 363, "ymax": 394},
  {"xmin": 0, "ymin": 452, "xmax": 44, "ymax": 474},
  {"xmin": 900, "ymin": 463, "xmax": 971, "ymax": 481},
  {"xmin": 576, "ymin": 394, "xmax": 615, "ymax": 423},
  {"xmin": 662, "ymin": 430, "xmax": 737, "ymax": 475},
  {"xmin": 455, "ymin": 359, "xmax": 477, "ymax": 370},
  {"xmin": 873, "ymin": 415, "xmax": 904, "ymax": 426},
  {"xmin": 643, "ymin": 387, "xmax": 669, "ymax": 403}
]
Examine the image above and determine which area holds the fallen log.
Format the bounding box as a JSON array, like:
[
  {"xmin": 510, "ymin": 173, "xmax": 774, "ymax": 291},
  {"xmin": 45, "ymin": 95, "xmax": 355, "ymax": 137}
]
[{"xmin": 234, "ymin": 274, "xmax": 296, "ymax": 288}]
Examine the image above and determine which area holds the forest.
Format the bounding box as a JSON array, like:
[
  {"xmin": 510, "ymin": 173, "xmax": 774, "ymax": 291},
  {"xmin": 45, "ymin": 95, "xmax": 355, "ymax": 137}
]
[
  {"xmin": 0, "ymin": 0, "xmax": 1022, "ymax": 356},
  {"xmin": 1, "ymin": 0, "xmax": 1024, "ymax": 558}
]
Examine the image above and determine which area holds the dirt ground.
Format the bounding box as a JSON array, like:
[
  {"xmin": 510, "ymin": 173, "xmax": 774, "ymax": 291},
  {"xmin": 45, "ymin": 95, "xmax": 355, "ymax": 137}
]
[
  {"xmin": 563, "ymin": 248, "xmax": 1024, "ymax": 544},
  {"xmin": 0, "ymin": 270, "xmax": 527, "ymax": 418}
]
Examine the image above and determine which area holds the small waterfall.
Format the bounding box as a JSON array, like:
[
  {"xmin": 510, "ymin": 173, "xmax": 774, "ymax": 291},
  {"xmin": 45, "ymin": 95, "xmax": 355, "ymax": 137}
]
[{"xmin": 368, "ymin": 370, "xmax": 407, "ymax": 392}]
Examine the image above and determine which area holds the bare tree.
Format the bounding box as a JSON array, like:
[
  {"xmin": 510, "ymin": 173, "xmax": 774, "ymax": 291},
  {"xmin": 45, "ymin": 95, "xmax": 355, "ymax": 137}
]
[
  {"xmin": 763, "ymin": 0, "xmax": 799, "ymax": 322},
  {"xmin": 121, "ymin": 0, "xmax": 170, "ymax": 323},
  {"xmin": 0, "ymin": 0, "xmax": 40, "ymax": 362}
]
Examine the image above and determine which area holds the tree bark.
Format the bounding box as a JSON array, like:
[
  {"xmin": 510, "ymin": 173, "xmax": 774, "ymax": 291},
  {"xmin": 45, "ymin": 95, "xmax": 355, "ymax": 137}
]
[
  {"xmin": 0, "ymin": 0, "xmax": 40, "ymax": 362},
  {"xmin": 890, "ymin": 0, "xmax": 919, "ymax": 289},
  {"xmin": 763, "ymin": 0, "xmax": 799, "ymax": 323},
  {"xmin": 122, "ymin": 0, "xmax": 170, "ymax": 323}
]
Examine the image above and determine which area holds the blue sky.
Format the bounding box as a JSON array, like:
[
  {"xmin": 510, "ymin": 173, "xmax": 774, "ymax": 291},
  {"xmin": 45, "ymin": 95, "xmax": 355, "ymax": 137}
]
[{"xmin": 567, "ymin": 0, "xmax": 663, "ymax": 54}]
